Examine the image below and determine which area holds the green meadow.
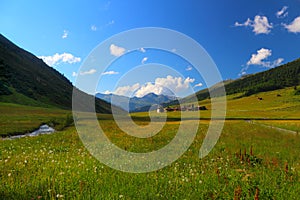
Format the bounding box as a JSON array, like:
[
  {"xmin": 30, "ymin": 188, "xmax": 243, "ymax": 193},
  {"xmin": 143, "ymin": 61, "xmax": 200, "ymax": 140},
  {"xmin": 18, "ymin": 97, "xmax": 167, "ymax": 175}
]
[
  {"xmin": 0, "ymin": 103, "xmax": 72, "ymax": 136},
  {"xmin": 1, "ymin": 87, "xmax": 300, "ymax": 199}
]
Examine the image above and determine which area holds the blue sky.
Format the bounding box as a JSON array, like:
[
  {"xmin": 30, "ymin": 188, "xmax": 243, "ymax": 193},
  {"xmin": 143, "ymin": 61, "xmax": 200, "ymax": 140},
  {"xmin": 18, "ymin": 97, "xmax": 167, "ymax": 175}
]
[{"xmin": 1, "ymin": 0, "xmax": 300, "ymax": 97}]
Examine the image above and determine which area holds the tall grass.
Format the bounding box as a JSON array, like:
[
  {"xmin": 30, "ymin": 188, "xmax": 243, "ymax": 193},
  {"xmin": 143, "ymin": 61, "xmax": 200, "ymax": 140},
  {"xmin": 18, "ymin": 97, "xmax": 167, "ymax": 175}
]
[{"xmin": 1, "ymin": 120, "xmax": 299, "ymax": 199}]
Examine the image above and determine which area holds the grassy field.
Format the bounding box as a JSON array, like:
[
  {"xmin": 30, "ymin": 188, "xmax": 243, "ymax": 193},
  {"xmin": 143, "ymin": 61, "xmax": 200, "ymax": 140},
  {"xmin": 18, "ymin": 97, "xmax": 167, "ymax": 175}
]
[
  {"xmin": 1, "ymin": 87, "xmax": 300, "ymax": 199},
  {"xmin": 0, "ymin": 103, "xmax": 72, "ymax": 136},
  {"xmin": 253, "ymin": 120, "xmax": 300, "ymax": 132},
  {"xmin": 1, "ymin": 119, "xmax": 300, "ymax": 199},
  {"xmin": 162, "ymin": 86, "xmax": 300, "ymax": 119}
]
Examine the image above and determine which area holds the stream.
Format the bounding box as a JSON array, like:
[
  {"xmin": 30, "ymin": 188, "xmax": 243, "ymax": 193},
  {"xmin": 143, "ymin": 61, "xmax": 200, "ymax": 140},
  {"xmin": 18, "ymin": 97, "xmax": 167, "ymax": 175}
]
[{"xmin": 2, "ymin": 124, "xmax": 55, "ymax": 140}]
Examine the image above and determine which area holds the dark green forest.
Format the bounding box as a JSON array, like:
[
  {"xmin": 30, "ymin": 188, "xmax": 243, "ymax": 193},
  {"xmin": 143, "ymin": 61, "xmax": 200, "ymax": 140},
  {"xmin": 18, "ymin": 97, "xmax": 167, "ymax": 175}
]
[
  {"xmin": 225, "ymin": 58, "xmax": 300, "ymax": 96},
  {"xmin": 196, "ymin": 58, "xmax": 300, "ymax": 101}
]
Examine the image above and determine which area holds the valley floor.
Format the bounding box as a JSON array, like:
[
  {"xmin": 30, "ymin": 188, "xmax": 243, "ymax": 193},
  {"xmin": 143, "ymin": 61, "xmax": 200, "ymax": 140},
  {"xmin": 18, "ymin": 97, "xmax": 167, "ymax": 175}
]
[{"xmin": 1, "ymin": 119, "xmax": 300, "ymax": 199}]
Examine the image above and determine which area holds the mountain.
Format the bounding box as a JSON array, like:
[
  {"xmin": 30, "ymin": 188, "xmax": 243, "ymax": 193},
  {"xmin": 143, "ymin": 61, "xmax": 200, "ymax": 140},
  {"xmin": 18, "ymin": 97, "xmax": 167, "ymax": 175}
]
[
  {"xmin": 174, "ymin": 58, "xmax": 300, "ymax": 104},
  {"xmin": 0, "ymin": 34, "xmax": 113, "ymax": 113},
  {"xmin": 96, "ymin": 92, "xmax": 176, "ymax": 112}
]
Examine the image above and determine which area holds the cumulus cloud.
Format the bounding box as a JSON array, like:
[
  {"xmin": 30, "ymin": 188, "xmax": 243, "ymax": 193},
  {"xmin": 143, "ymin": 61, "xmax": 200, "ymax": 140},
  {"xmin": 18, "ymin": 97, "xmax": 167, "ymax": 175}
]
[
  {"xmin": 91, "ymin": 25, "xmax": 97, "ymax": 31},
  {"xmin": 247, "ymin": 48, "xmax": 272, "ymax": 66},
  {"xmin": 110, "ymin": 44, "xmax": 126, "ymax": 57},
  {"xmin": 111, "ymin": 76, "xmax": 195, "ymax": 97},
  {"xmin": 141, "ymin": 57, "xmax": 148, "ymax": 64},
  {"xmin": 186, "ymin": 66, "xmax": 192, "ymax": 71},
  {"xmin": 276, "ymin": 6, "xmax": 288, "ymax": 18},
  {"xmin": 247, "ymin": 48, "xmax": 283, "ymax": 68},
  {"xmin": 62, "ymin": 30, "xmax": 68, "ymax": 39},
  {"xmin": 283, "ymin": 16, "xmax": 300, "ymax": 33},
  {"xmin": 194, "ymin": 83, "xmax": 203, "ymax": 88},
  {"xmin": 39, "ymin": 53, "xmax": 81, "ymax": 66},
  {"xmin": 72, "ymin": 69, "xmax": 97, "ymax": 77},
  {"xmin": 240, "ymin": 48, "xmax": 284, "ymax": 76},
  {"xmin": 114, "ymin": 83, "xmax": 140, "ymax": 97},
  {"xmin": 235, "ymin": 15, "xmax": 273, "ymax": 34},
  {"xmin": 137, "ymin": 76, "xmax": 194, "ymax": 97},
  {"xmin": 101, "ymin": 70, "xmax": 119, "ymax": 75}
]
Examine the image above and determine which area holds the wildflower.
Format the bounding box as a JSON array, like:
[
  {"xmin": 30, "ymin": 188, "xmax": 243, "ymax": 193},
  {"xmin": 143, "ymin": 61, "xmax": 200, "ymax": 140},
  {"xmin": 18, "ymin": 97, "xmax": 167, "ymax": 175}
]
[
  {"xmin": 119, "ymin": 194, "xmax": 124, "ymax": 198},
  {"xmin": 8, "ymin": 173, "xmax": 11, "ymax": 177}
]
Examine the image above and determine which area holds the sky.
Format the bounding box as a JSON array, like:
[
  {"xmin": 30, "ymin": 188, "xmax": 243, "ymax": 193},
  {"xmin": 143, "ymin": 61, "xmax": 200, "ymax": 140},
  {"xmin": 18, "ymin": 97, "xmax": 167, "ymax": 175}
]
[{"xmin": 1, "ymin": 0, "xmax": 300, "ymax": 97}]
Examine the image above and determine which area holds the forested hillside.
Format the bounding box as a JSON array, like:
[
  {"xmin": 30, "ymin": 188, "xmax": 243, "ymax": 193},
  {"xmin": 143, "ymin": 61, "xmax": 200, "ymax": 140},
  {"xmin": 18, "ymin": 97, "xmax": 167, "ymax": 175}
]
[
  {"xmin": 225, "ymin": 58, "xmax": 300, "ymax": 96},
  {"xmin": 0, "ymin": 34, "xmax": 113, "ymax": 113}
]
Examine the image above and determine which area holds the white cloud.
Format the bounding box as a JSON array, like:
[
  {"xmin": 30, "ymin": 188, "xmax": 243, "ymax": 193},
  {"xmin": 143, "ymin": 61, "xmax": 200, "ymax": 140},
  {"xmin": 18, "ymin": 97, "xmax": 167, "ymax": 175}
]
[
  {"xmin": 276, "ymin": 6, "xmax": 288, "ymax": 18},
  {"xmin": 140, "ymin": 48, "xmax": 146, "ymax": 53},
  {"xmin": 141, "ymin": 57, "xmax": 148, "ymax": 64},
  {"xmin": 283, "ymin": 16, "xmax": 300, "ymax": 33},
  {"xmin": 135, "ymin": 76, "xmax": 195, "ymax": 97},
  {"xmin": 72, "ymin": 69, "xmax": 97, "ymax": 77},
  {"xmin": 91, "ymin": 25, "xmax": 97, "ymax": 31},
  {"xmin": 38, "ymin": 53, "xmax": 81, "ymax": 66},
  {"xmin": 240, "ymin": 48, "xmax": 284, "ymax": 76},
  {"xmin": 62, "ymin": 30, "xmax": 68, "ymax": 39},
  {"xmin": 247, "ymin": 48, "xmax": 272, "ymax": 66},
  {"xmin": 104, "ymin": 90, "xmax": 112, "ymax": 94},
  {"xmin": 101, "ymin": 70, "xmax": 119, "ymax": 75},
  {"xmin": 80, "ymin": 69, "xmax": 97, "ymax": 75},
  {"xmin": 247, "ymin": 48, "xmax": 284, "ymax": 68},
  {"xmin": 194, "ymin": 83, "xmax": 203, "ymax": 88},
  {"xmin": 235, "ymin": 18, "xmax": 252, "ymax": 27},
  {"xmin": 186, "ymin": 66, "xmax": 192, "ymax": 71},
  {"xmin": 114, "ymin": 83, "xmax": 140, "ymax": 97},
  {"xmin": 110, "ymin": 44, "xmax": 126, "ymax": 57},
  {"xmin": 72, "ymin": 72, "xmax": 78, "ymax": 77},
  {"xmin": 235, "ymin": 15, "xmax": 273, "ymax": 34},
  {"xmin": 252, "ymin": 16, "xmax": 273, "ymax": 34},
  {"xmin": 111, "ymin": 76, "xmax": 195, "ymax": 97}
]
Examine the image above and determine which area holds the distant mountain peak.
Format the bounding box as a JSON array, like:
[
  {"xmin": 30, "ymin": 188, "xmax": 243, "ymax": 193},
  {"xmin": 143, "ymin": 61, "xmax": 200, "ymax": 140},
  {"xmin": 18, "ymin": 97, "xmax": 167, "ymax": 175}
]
[{"xmin": 96, "ymin": 92, "xmax": 177, "ymax": 112}]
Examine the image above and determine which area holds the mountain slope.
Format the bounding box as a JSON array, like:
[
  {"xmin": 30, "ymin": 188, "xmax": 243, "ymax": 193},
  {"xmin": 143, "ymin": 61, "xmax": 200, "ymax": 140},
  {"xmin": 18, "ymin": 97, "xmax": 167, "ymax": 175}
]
[
  {"xmin": 225, "ymin": 59, "xmax": 300, "ymax": 96},
  {"xmin": 177, "ymin": 58, "xmax": 300, "ymax": 104},
  {"xmin": 0, "ymin": 34, "xmax": 113, "ymax": 113}
]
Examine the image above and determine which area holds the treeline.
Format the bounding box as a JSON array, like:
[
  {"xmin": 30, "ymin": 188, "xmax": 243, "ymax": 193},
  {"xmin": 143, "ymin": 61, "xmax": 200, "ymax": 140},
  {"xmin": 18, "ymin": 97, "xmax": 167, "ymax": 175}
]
[
  {"xmin": 225, "ymin": 58, "xmax": 300, "ymax": 96},
  {"xmin": 177, "ymin": 58, "xmax": 300, "ymax": 104}
]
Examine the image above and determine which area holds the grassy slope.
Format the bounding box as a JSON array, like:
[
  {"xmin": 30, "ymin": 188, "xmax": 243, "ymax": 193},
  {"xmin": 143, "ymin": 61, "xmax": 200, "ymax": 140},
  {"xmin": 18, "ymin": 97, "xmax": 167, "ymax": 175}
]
[
  {"xmin": 225, "ymin": 87, "xmax": 300, "ymax": 119},
  {"xmin": 132, "ymin": 86, "xmax": 300, "ymax": 120}
]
